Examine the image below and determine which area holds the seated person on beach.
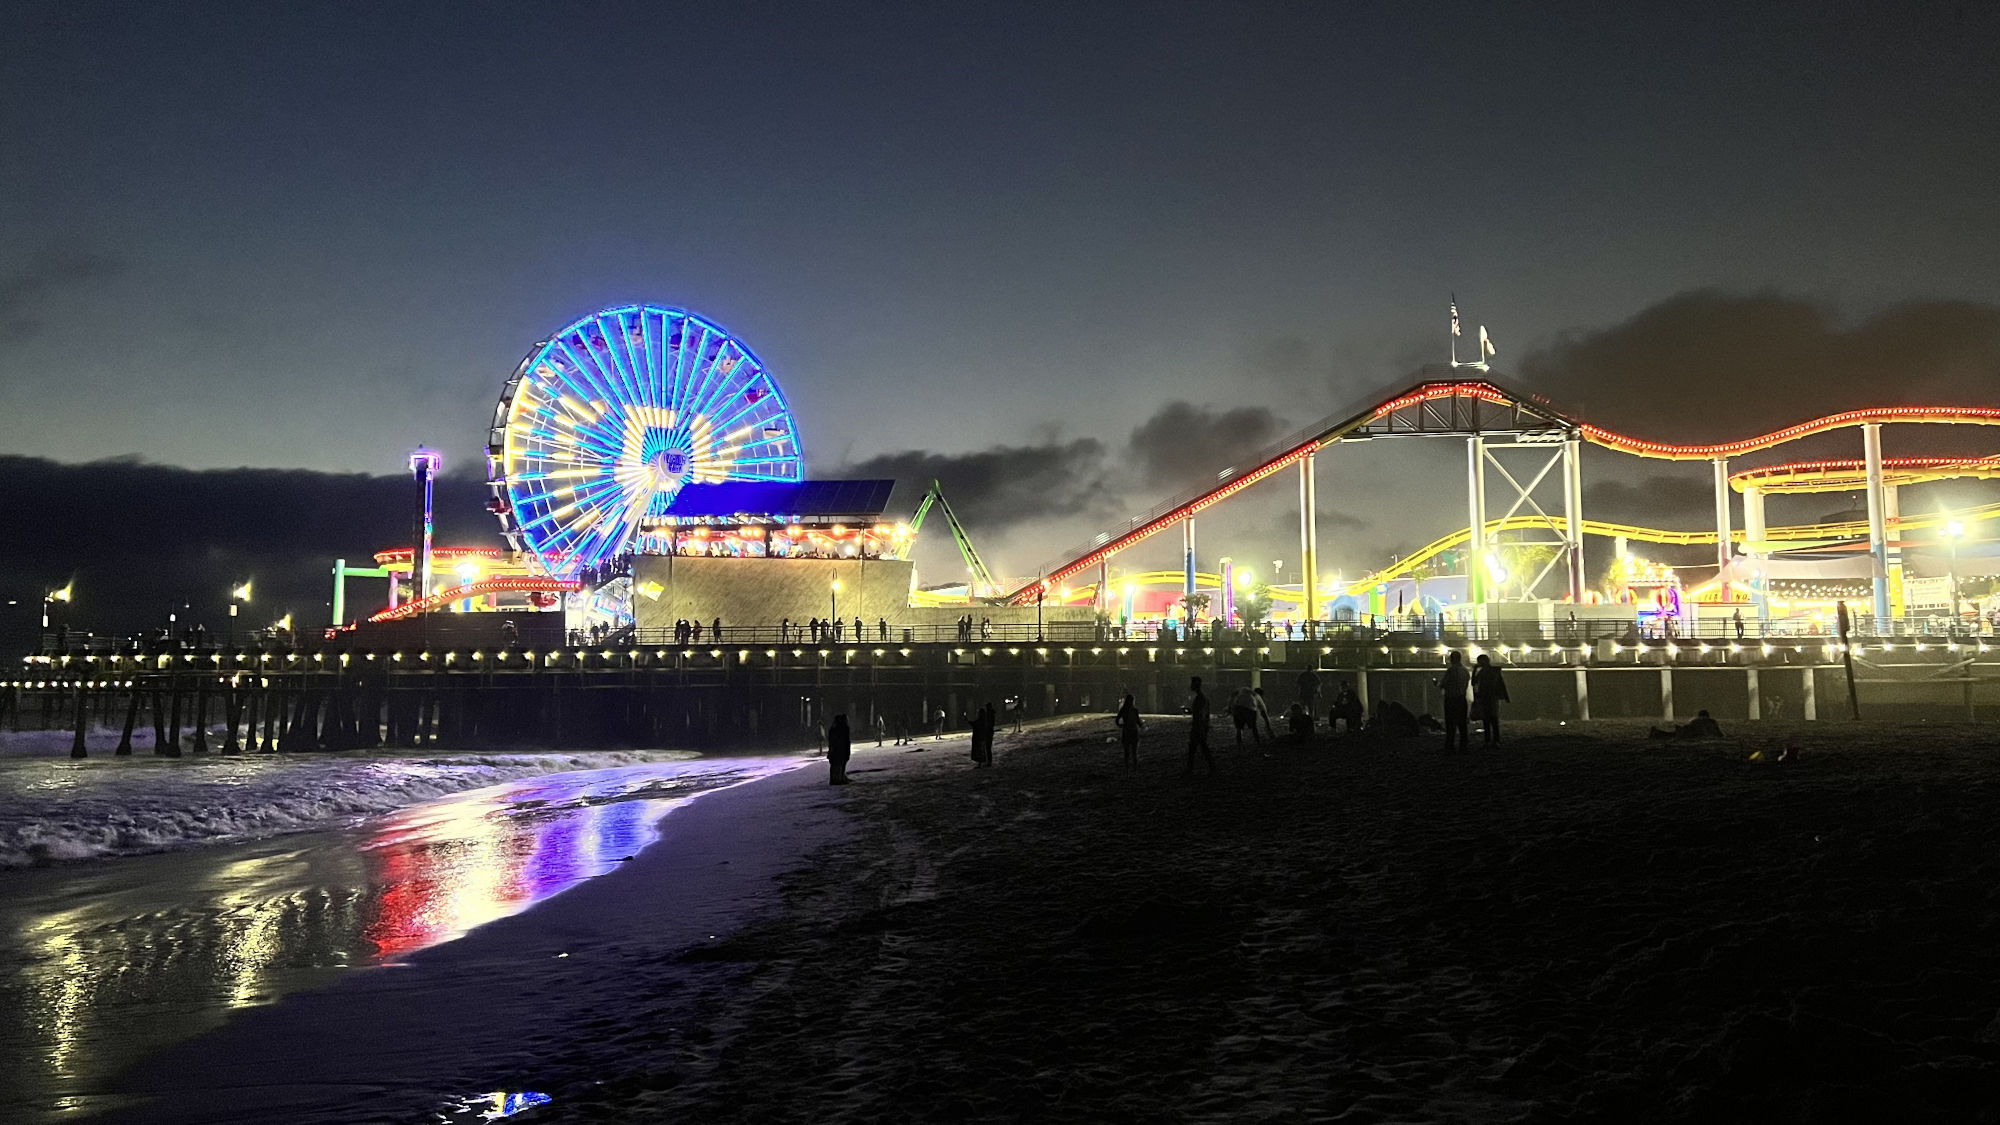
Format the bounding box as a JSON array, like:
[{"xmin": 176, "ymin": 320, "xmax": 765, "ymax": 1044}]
[
  {"xmin": 1285, "ymin": 701, "xmax": 1312, "ymax": 739},
  {"xmin": 1369, "ymin": 699, "xmax": 1421, "ymax": 738},
  {"xmin": 1327, "ymin": 685, "xmax": 1364, "ymax": 734},
  {"xmin": 1650, "ymin": 709, "xmax": 1725, "ymax": 739}
]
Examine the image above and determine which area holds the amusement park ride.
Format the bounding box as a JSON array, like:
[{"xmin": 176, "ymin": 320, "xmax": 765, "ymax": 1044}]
[{"xmin": 339, "ymin": 302, "xmax": 1999, "ymax": 638}]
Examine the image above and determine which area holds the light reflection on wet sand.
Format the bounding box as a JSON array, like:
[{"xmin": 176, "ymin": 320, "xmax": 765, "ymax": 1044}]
[{"xmin": 0, "ymin": 757, "xmax": 775, "ymax": 1122}]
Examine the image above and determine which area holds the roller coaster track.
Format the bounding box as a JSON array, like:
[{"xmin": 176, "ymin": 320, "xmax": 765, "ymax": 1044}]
[{"xmin": 1007, "ymin": 375, "xmax": 2000, "ymax": 604}]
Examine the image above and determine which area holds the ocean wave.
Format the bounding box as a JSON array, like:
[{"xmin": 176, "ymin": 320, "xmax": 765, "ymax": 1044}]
[{"xmin": 0, "ymin": 747, "xmax": 708, "ymax": 868}]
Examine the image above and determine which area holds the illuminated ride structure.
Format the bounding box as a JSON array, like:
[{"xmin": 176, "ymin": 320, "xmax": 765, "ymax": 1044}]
[
  {"xmin": 1013, "ymin": 373, "xmax": 2000, "ymax": 632},
  {"xmin": 487, "ymin": 304, "xmax": 807, "ymax": 578}
]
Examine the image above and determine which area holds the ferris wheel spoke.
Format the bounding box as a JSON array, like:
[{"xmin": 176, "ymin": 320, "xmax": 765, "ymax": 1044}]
[{"xmin": 593, "ymin": 312, "xmax": 649, "ymax": 413}]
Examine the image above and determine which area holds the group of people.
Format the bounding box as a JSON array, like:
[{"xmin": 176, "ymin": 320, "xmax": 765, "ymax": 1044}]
[
  {"xmin": 780, "ymin": 617, "xmax": 890, "ymax": 644},
  {"xmin": 668, "ymin": 617, "xmax": 722, "ymax": 645},
  {"xmin": 954, "ymin": 615, "xmax": 991, "ymax": 642},
  {"xmin": 1436, "ymin": 650, "xmax": 1510, "ymax": 752}
]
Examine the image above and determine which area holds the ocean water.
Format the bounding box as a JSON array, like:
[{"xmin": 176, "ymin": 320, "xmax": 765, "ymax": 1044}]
[
  {"xmin": 0, "ymin": 744, "xmax": 802, "ymax": 1120},
  {"xmin": 0, "ymin": 735, "xmax": 697, "ymax": 867}
]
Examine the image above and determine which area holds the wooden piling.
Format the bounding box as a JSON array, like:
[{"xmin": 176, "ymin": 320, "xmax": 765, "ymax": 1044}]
[{"xmin": 116, "ymin": 688, "xmax": 138, "ymax": 755}]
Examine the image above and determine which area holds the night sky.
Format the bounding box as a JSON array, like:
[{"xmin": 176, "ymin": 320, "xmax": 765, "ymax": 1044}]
[{"xmin": 5, "ymin": 1, "xmax": 1999, "ymax": 643}]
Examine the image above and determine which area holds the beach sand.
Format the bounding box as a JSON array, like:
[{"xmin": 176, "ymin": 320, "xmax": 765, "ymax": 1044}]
[{"xmin": 540, "ymin": 716, "xmax": 2000, "ymax": 1124}]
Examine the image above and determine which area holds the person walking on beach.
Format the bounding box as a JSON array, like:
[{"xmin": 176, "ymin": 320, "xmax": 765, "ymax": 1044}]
[
  {"xmin": 1184, "ymin": 676, "xmax": 1215, "ymax": 776},
  {"xmin": 1115, "ymin": 693, "xmax": 1143, "ymax": 766},
  {"xmin": 874, "ymin": 712, "xmax": 886, "ymax": 747},
  {"xmin": 1253, "ymin": 687, "xmax": 1275, "ymax": 742},
  {"xmin": 1472, "ymin": 654, "xmax": 1509, "ymax": 746},
  {"xmin": 827, "ymin": 714, "xmax": 851, "ymax": 784},
  {"xmin": 1438, "ymin": 651, "xmax": 1470, "ymax": 753}
]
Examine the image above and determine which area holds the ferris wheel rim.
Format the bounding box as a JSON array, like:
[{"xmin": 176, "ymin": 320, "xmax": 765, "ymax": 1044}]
[{"xmin": 487, "ymin": 303, "xmax": 805, "ymax": 578}]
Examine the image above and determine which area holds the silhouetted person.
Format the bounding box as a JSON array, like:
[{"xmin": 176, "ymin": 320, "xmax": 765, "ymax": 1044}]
[
  {"xmin": 1372, "ymin": 698, "xmax": 1421, "ymax": 738},
  {"xmin": 972, "ymin": 703, "xmax": 995, "ymax": 767},
  {"xmin": 1284, "ymin": 702, "xmax": 1312, "ymax": 740},
  {"xmin": 1733, "ymin": 609, "xmax": 1745, "ymax": 640},
  {"xmin": 1230, "ymin": 685, "xmax": 1261, "ymax": 746},
  {"xmin": 878, "ymin": 617, "xmax": 888, "ymax": 641},
  {"xmin": 1472, "ymin": 654, "xmax": 1509, "ymax": 746},
  {"xmin": 1184, "ymin": 676, "xmax": 1214, "ymax": 776},
  {"xmin": 1116, "ymin": 693, "xmax": 1143, "ymax": 766},
  {"xmin": 1253, "ymin": 687, "xmax": 1275, "ymax": 741},
  {"xmin": 1438, "ymin": 651, "xmax": 1470, "ymax": 753},
  {"xmin": 854, "ymin": 616, "xmax": 863, "ymax": 643},
  {"xmin": 1650, "ymin": 710, "xmax": 1725, "ymax": 739},
  {"xmin": 1295, "ymin": 667, "xmax": 1319, "ymax": 718},
  {"xmin": 712, "ymin": 616, "xmax": 722, "ymax": 641},
  {"xmin": 874, "ymin": 713, "xmax": 886, "ymax": 747},
  {"xmin": 1329, "ymin": 683, "xmax": 1364, "ymax": 735},
  {"xmin": 827, "ymin": 714, "xmax": 851, "ymax": 784}
]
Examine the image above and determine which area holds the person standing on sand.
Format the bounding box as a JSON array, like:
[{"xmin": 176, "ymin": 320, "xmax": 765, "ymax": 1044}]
[
  {"xmin": 827, "ymin": 715, "xmax": 851, "ymax": 784},
  {"xmin": 1115, "ymin": 693, "xmax": 1143, "ymax": 766},
  {"xmin": 1184, "ymin": 676, "xmax": 1215, "ymax": 776},
  {"xmin": 1472, "ymin": 654, "xmax": 1509, "ymax": 746},
  {"xmin": 874, "ymin": 713, "xmax": 886, "ymax": 747},
  {"xmin": 972, "ymin": 703, "xmax": 996, "ymax": 767},
  {"xmin": 1438, "ymin": 652, "xmax": 1470, "ymax": 753},
  {"xmin": 1295, "ymin": 668, "xmax": 1319, "ymax": 723}
]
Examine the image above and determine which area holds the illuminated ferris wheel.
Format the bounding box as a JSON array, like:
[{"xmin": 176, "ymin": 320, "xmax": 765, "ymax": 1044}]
[{"xmin": 488, "ymin": 304, "xmax": 805, "ymax": 578}]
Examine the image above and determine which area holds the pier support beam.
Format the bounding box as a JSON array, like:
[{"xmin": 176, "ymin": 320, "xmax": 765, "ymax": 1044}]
[
  {"xmin": 1573, "ymin": 666, "xmax": 1590, "ymax": 721},
  {"xmin": 1745, "ymin": 667, "xmax": 1761, "ymax": 721},
  {"xmin": 1884, "ymin": 482, "xmax": 1906, "ymax": 619},
  {"xmin": 1801, "ymin": 667, "xmax": 1818, "ymax": 721},
  {"xmin": 1659, "ymin": 666, "xmax": 1675, "ymax": 724},
  {"xmin": 1863, "ymin": 423, "xmax": 1891, "ymax": 629},
  {"xmin": 1743, "ymin": 485, "xmax": 1769, "ymax": 624},
  {"xmin": 1299, "ymin": 451, "xmax": 1319, "ymax": 624}
]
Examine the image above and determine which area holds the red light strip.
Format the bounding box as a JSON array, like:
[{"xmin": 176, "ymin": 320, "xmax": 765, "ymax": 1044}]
[
  {"xmin": 1730, "ymin": 455, "xmax": 2000, "ymax": 491},
  {"xmin": 372, "ymin": 545, "xmax": 518, "ymax": 565},
  {"xmin": 1016, "ymin": 444, "xmax": 1317, "ymax": 602},
  {"xmin": 1582, "ymin": 406, "xmax": 2000, "ymax": 461},
  {"xmin": 367, "ymin": 576, "xmax": 582, "ymax": 623}
]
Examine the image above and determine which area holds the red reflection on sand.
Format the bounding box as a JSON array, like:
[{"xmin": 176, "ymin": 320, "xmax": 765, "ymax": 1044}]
[{"xmin": 361, "ymin": 779, "xmax": 656, "ymax": 959}]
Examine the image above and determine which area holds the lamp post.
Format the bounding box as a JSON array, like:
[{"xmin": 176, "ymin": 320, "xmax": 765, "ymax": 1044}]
[
  {"xmin": 43, "ymin": 583, "xmax": 72, "ymax": 650},
  {"xmin": 830, "ymin": 579, "xmax": 840, "ymax": 635},
  {"xmin": 229, "ymin": 581, "xmax": 252, "ymax": 647},
  {"xmin": 1943, "ymin": 520, "xmax": 1966, "ymax": 633},
  {"xmin": 1036, "ymin": 584, "xmax": 1045, "ymax": 642}
]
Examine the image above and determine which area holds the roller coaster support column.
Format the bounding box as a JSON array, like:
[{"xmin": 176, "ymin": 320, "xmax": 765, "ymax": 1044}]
[
  {"xmin": 1742, "ymin": 486, "xmax": 1770, "ymax": 624},
  {"xmin": 1299, "ymin": 451, "xmax": 1319, "ymax": 624},
  {"xmin": 1884, "ymin": 483, "xmax": 1906, "ymax": 619},
  {"xmin": 1182, "ymin": 517, "xmax": 1197, "ymax": 623},
  {"xmin": 1712, "ymin": 457, "xmax": 1733, "ymax": 599},
  {"xmin": 1863, "ymin": 423, "xmax": 1891, "ymax": 629},
  {"xmin": 1562, "ymin": 439, "xmax": 1584, "ymax": 603},
  {"xmin": 1466, "ymin": 437, "xmax": 1488, "ymax": 605}
]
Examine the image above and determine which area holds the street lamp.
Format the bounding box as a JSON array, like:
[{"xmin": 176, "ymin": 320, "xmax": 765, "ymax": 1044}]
[
  {"xmin": 229, "ymin": 581, "xmax": 252, "ymax": 646},
  {"xmin": 42, "ymin": 583, "xmax": 72, "ymax": 630},
  {"xmin": 830, "ymin": 579, "xmax": 840, "ymax": 632},
  {"xmin": 1942, "ymin": 520, "xmax": 1966, "ymax": 632}
]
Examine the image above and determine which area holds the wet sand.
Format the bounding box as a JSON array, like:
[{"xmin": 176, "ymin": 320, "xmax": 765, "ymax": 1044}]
[{"xmin": 541, "ymin": 717, "xmax": 2000, "ymax": 1123}]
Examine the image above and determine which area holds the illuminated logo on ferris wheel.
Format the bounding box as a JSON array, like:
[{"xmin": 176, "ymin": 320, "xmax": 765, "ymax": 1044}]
[{"xmin": 487, "ymin": 304, "xmax": 805, "ymax": 578}]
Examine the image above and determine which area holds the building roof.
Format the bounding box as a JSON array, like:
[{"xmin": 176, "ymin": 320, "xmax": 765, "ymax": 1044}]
[{"xmin": 664, "ymin": 479, "xmax": 898, "ymax": 520}]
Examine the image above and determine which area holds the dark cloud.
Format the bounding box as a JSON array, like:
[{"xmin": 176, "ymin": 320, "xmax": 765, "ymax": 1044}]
[
  {"xmin": 1583, "ymin": 473, "xmax": 1715, "ymax": 526},
  {"xmin": 0, "ymin": 455, "xmax": 498, "ymax": 654},
  {"xmin": 1517, "ymin": 292, "xmax": 2000, "ymax": 442},
  {"xmin": 1126, "ymin": 401, "xmax": 1284, "ymax": 491},
  {"xmin": 0, "ymin": 245, "xmax": 126, "ymax": 346},
  {"xmin": 833, "ymin": 439, "xmax": 1111, "ymax": 533}
]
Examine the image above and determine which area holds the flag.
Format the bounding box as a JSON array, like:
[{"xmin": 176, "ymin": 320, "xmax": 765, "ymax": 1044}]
[
  {"xmin": 1480, "ymin": 325, "xmax": 1496, "ymax": 358},
  {"xmin": 1450, "ymin": 297, "xmax": 1461, "ymax": 337}
]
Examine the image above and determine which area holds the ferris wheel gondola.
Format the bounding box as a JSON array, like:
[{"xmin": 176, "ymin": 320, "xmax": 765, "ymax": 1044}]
[{"xmin": 488, "ymin": 304, "xmax": 804, "ymax": 578}]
